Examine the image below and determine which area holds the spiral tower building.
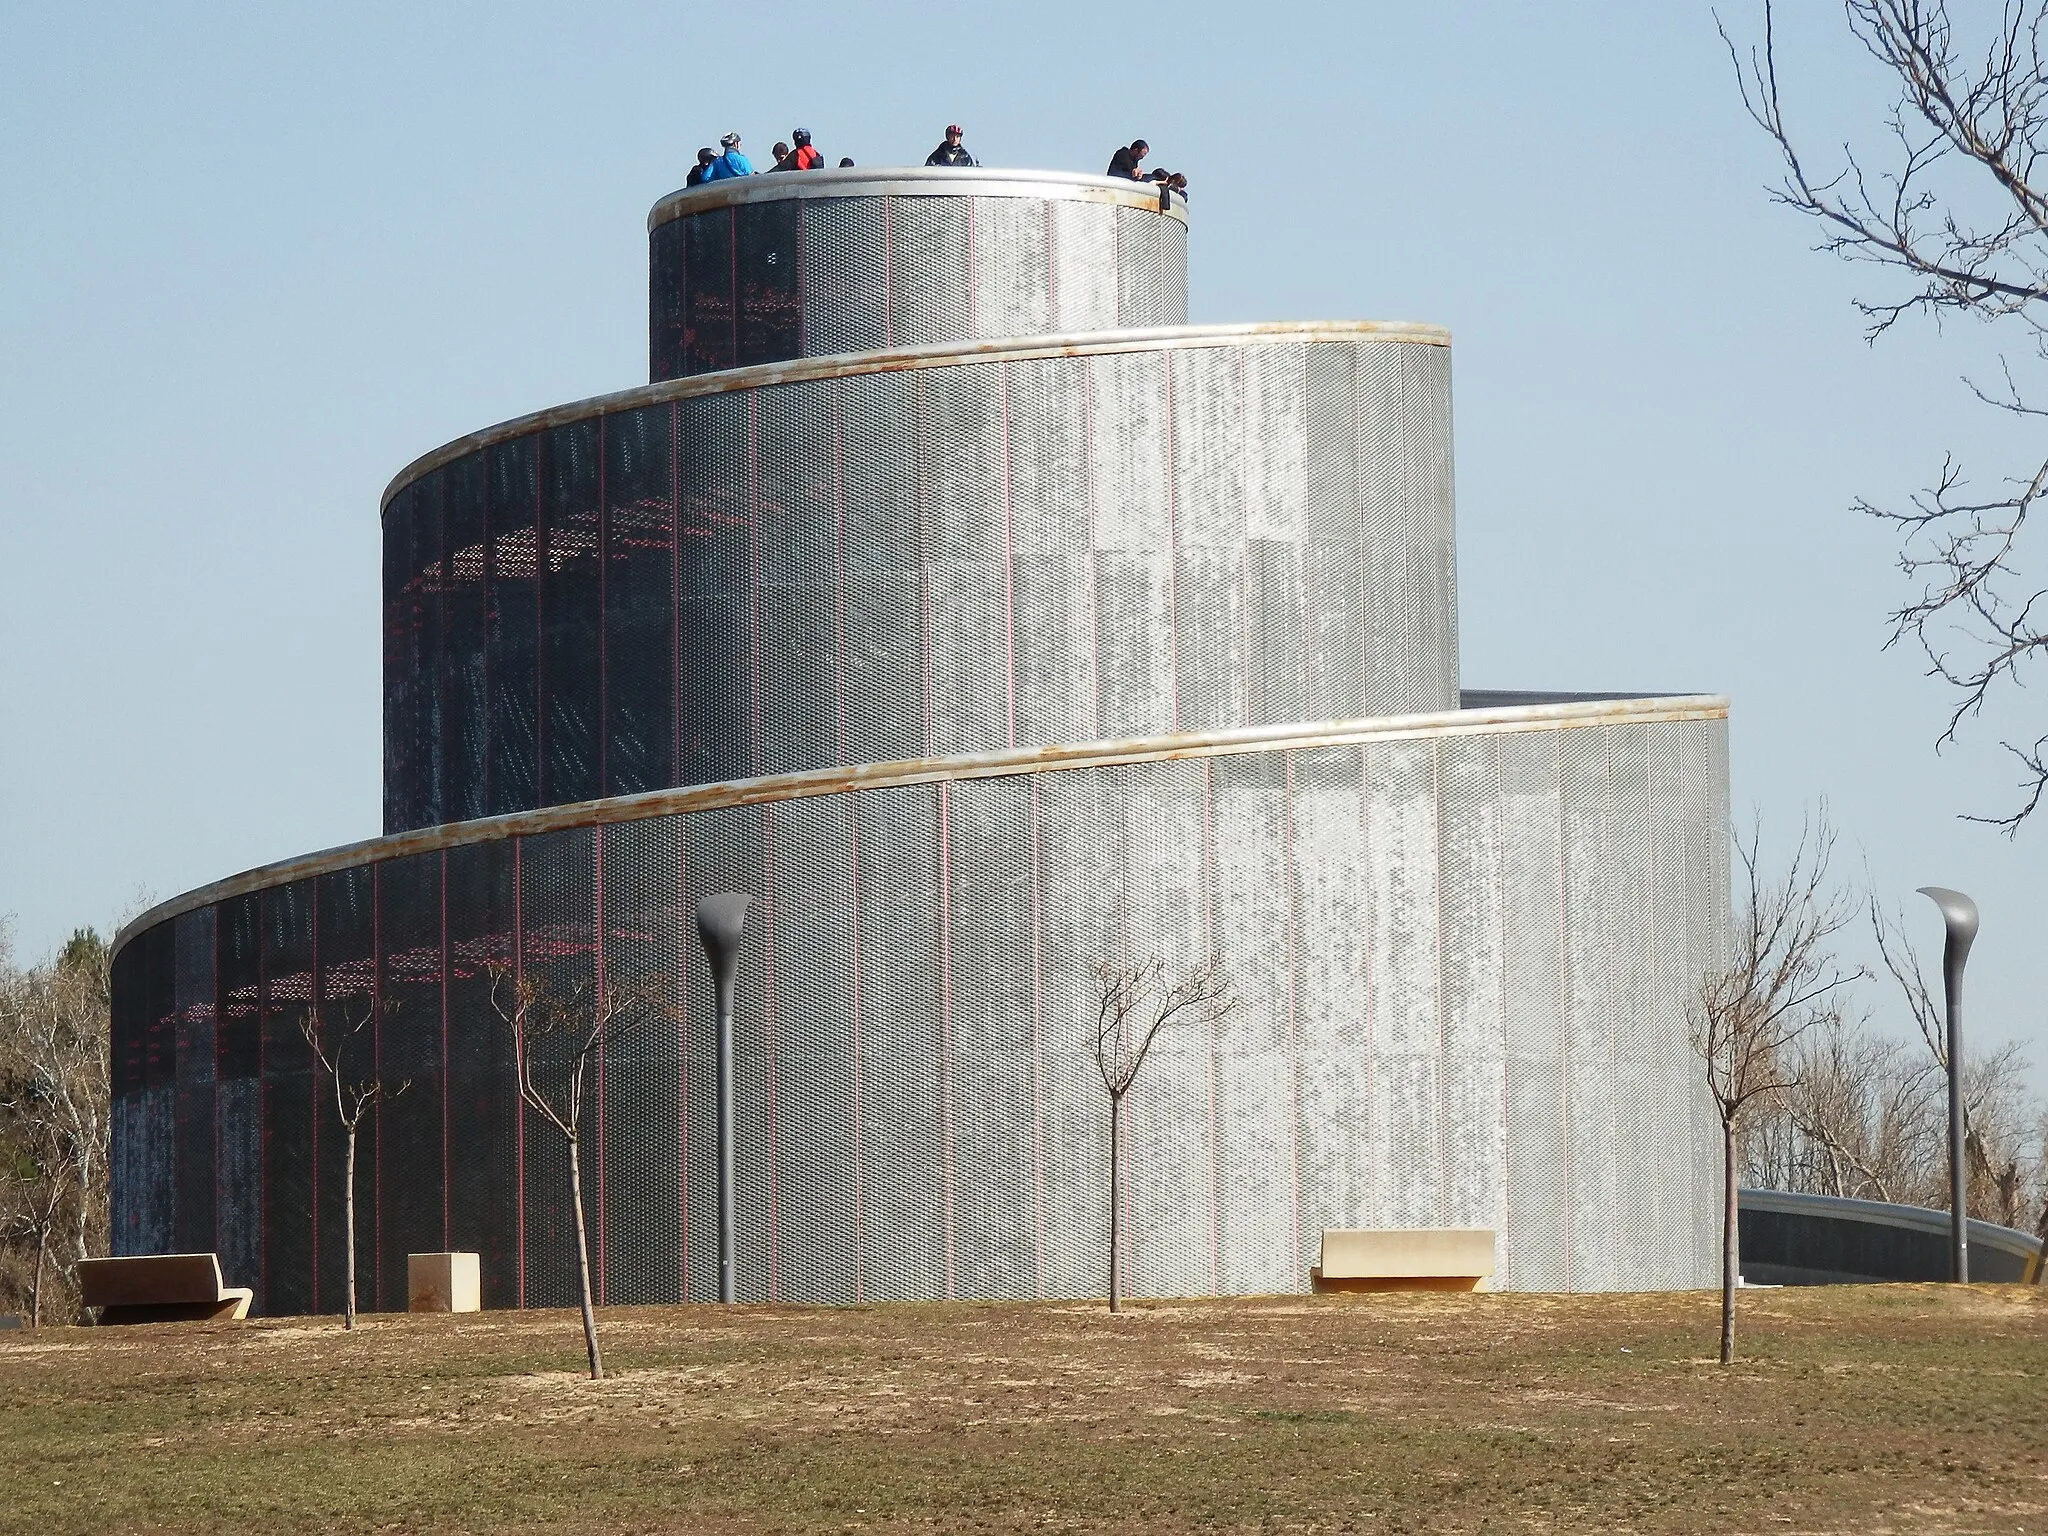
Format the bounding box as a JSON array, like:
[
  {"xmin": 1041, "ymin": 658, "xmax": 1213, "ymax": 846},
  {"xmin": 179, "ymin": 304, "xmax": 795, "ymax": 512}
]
[{"xmin": 110, "ymin": 168, "xmax": 1730, "ymax": 1313}]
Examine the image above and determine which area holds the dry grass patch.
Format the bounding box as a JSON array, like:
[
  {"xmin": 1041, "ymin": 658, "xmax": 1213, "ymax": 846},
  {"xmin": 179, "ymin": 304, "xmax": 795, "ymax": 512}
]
[{"xmin": 0, "ymin": 1286, "xmax": 2042, "ymax": 1533}]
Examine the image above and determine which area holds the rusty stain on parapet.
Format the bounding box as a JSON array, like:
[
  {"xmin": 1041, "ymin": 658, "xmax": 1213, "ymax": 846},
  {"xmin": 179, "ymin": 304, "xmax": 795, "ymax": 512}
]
[
  {"xmin": 379, "ymin": 321, "xmax": 1452, "ymax": 514},
  {"xmin": 112, "ymin": 695, "xmax": 1729, "ymax": 959}
]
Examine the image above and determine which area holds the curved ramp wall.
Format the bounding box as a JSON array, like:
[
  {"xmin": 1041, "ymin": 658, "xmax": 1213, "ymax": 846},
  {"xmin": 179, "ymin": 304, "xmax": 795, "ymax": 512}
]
[
  {"xmin": 647, "ymin": 170, "xmax": 1189, "ymax": 380},
  {"xmin": 380, "ymin": 325, "xmax": 1457, "ymax": 836},
  {"xmin": 111, "ymin": 698, "xmax": 1728, "ymax": 1316}
]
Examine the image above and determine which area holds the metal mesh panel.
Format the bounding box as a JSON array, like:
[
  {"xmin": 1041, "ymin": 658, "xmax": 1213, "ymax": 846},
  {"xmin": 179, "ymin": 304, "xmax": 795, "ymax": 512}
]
[
  {"xmin": 541, "ymin": 420, "xmax": 602, "ymax": 807},
  {"xmin": 766, "ymin": 794, "xmax": 863, "ymax": 1301},
  {"xmin": 1290, "ymin": 746, "xmax": 1369, "ymax": 1258},
  {"xmin": 849, "ymin": 784, "xmax": 946, "ymax": 1299},
  {"xmin": 972, "ymin": 196, "xmax": 1052, "ymax": 340},
  {"xmin": 677, "ymin": 392, "xmax": 751, "ymax": 785},
  {"xmin": 603, "ymin": 403, "xmax": 676, "ymax": 798},
  {"xmin": 443, "ymin": 841, "xmax": 519, "ymax": 1308},
  {"xmin": 315, "ymin": 864, "xmax": 375, "ymax": 1312},
  {"xmin": 1496, "ymin": 729, "xmax": 1563, "ymax": 1291},
  {"xmin": 376, "ymin": 853, "xmax": 446, "ymax": 1310},
  {"xmin": 803, "ymin": 198, "xmax": 890, "ymax": 357},
  {"xmin": 1356, "ymin": 342, "xmax": 1414, "ymax": 717},
  {"xmin": 890, "ymin": 196, "xmax": 970, "ymax": 349},
  {"xmin": 261, "ymin": 881, "xmax": 316, "ymax": 1316},
  {"xmin": 1114, "ymin": 760, "xmax": 1213, "ymax": 1300},
  {"xmin": 443, "ymin": 452, "xmax": 490, "ymax": 824},
  {"xmin": 649, "ymin": 214, "xmax": 688, "ymax": 381},
  {"xmin": 943, "ymin": 776, "xmax": 1037, "ymax": 1300},
  {"xmin": 592, "ymin": 818, "xmax": 685, "ymax": 1305},
  {"xmin": 1206, "ymin": 749, "xmax": 1295, "ymax": 1294},
  {"xmin": 1051, "ymin": 201, "xmax": 1118, "ymax": 334},
  {"xmin": 1364, "ymin": 737, "xmax": 1441, "ymax": 1235},
  {"xmin": 1404, "ymin": 343, "xmax": 1459, "ymax": 709},
  {"xmin": 218, "ymin": 898, "xmax": 263, "ymax": 1291},
  {"xmin": 1437, "ymin": 735, "xmax": 1505, "ymax": 1234},
  {"xmin": 1114, "ymin": 204, "xmax": 1187, "ymax": 329},
  {"xmin": 735, "ymin": 199, "xmax": 803, "ymax": 367},
  {"xmin": 172, "ymin": 907, "xmax": 217, "ymax": 1255},
  {"xmin": 486, "ymin": 437, "xmax": 540, "ymax": 817},
  {"xmin": 683, "ymin": 209, "xmax": 736, "ymax": 375},
  {"xmin": 1030, "ymin": 766, "xmax": 1114, "ymax": 1298},
  {"xmin": 1559, "ymin": 725, "xmax": 1613, "ymax": 1292},
  {"xmin": 1003, "ymin": 357, "xmax": 1088, "ymax": 557},
  {"xmin": 518, "ymin": 826, "xmax": 596, "ymax": 1309}
]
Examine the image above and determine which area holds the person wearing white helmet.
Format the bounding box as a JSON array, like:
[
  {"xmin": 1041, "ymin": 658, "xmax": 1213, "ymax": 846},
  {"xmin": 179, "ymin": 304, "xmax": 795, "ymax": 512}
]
[{"xmin": 706, "ymin": 132, "xmax": 754, "ymax": 181}]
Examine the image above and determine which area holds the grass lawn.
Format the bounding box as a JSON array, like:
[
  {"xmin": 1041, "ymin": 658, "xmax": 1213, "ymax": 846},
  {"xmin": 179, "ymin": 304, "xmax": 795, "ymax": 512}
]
[{"xmin": 0, "ymin": 1285, "xmax": 2042, "ymax": 1534}]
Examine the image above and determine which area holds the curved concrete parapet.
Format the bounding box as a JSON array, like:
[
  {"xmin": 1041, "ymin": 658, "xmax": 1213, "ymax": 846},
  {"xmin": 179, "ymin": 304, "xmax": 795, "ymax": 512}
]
[
  {"xmin": 647, "ymin": 169, "xmax": 1188, "ymax": 379},
  {"xmin": 1738, "ymin": 1187, "xmax": 2044, "ymax": 1284},
  {"xmin": 377, "ymin": 325, "xmax": 1457, "ymax": 834}
]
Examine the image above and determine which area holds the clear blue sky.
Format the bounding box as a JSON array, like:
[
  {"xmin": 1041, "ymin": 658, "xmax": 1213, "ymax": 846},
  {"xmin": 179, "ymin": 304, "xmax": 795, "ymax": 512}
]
[{"xmin": 2, "ymin": 3, "xmax": 2040, "ymax": 1084}]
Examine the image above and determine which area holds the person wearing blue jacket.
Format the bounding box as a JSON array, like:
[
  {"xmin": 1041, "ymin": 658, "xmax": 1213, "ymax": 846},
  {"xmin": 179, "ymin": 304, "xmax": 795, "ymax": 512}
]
[{"xmin": 706, "ymin": 132, "xmax": 754, "ymax": 180}]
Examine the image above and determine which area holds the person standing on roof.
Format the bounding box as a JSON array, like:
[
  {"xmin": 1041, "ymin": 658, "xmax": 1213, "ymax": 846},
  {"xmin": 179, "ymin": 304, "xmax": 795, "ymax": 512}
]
[
  {"xmin": 706, "ymin": 132, "xmax": 754, "ymax": 180},
  {"xmin": 786, "ymin": 128, "xmax": 824, "ymax": 170},
  {"xmin": 685, "ymin": 147, "xmax": 717, "ymax": 187},
  {"xmin": 926, "ymin": 123, "xmax": 977, "ymax": 167},
  {"xmin": 1107, "ymin": 139, "xmax": 1149, "ymax": 179}
]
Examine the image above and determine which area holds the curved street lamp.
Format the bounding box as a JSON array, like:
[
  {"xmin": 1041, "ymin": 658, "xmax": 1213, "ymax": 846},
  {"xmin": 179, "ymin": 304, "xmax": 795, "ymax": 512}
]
[
  {"xmin": 1916, "ymin": 885, "xmax": 1979, "ymax": 1284},
  {"xmin": 695, "ymin": 892, "xmax": 751, "ymax": 1304}
]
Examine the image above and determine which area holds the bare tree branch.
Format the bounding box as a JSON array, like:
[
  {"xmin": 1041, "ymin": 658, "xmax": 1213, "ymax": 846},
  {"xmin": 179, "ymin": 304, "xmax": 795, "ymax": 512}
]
[{"xmin": 1724, "ymin": 1, "xmax": 2048, "ymax": 827}]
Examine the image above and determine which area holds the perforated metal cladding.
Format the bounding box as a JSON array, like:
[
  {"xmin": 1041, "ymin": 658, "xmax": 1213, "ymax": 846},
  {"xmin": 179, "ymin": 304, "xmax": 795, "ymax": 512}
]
[
  {"xmin": 110, "ymin": 709, "xmax": 1727, "ymax": 1309},
  {"xmin": 648, "ymin": 192, "xmax": 1185, "ymax": 378},
  {"xmin": 1115, "ymin": 205, "xmax": 1188, "ymax": 330}
]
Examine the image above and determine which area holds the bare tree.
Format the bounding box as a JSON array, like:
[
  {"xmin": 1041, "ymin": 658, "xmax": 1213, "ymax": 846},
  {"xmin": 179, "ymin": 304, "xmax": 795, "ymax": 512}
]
[
  {"xmin": 1724, "ymin": 2, "xmax": 2048, "ymax": 827},
  {"xmin": 488, "ymin": 965, "xmax": 667, "ymax": 1379},
  {"xmin": 1692, "ymin": 813, "xmax": 1859, "ymax": 1363},
  {"xmin": 300, "ymin": 997, "xmax": 406, "ymax": 1331},
  {"xmin": 1091, "ymin": 956, "xmax": 1233, "ymax": 1314},
  {"xmin": 0, "ymin": 930, "xmax": 112, "ymax": 1324}
]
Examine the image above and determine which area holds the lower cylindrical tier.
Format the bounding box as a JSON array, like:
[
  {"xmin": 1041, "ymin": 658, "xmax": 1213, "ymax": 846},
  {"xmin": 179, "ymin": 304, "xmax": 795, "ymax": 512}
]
[
  {"xmin": 109, "ymin": 697, "xmax": 1728, "ymax": 1314},
  {"xmin": 379, "ymin": 324, "xmax": 1458, "ymax": 835},
  {"xmin": 646, "ymin": 170, "xmax": 1189, "ymax": 381}
]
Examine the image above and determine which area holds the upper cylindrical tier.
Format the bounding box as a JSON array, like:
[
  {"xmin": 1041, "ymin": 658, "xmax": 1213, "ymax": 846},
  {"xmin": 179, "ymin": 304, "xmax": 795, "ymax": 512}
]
[
  {"xmin": 647, "ymin": 169, "xmax": 1188, "ymax": 381},
  {"xmin": 378, "ymin": 323, "xmax": 1456, "ymax": 835}
]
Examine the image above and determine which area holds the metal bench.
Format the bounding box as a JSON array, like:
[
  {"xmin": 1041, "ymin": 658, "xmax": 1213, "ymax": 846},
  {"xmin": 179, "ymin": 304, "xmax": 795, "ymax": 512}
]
[
  {"xmin": 1311, "ymin": 1228, "xmax": 1497, "ymax": 1293},
  {"xmin": 78, "ymin": 1254, "xmax": 254, "ymax": 1324}
]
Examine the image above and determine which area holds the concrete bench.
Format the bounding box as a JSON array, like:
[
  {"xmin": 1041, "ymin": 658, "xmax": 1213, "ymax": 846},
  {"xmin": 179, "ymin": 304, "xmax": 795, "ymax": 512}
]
[
  {"xmin": 1311, "ymin": 1228, "xmax": 1497, "ymax": 1293},
  {"xmin": 78, "ymin": 1254, "xmax": 253, "ymax": 1324}
]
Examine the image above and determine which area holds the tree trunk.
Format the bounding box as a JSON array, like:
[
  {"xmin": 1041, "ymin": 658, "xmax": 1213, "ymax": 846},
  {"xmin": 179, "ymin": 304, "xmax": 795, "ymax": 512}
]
[
  {"xmin": 1108, "ymin": 1093, "xmax": 1123, "ymax": 1315},
  {"xmin": 567, "ymin": 1135, "xmax": 604, "ymax": 1380},
  {"xmin": 343, "ymin": 1128, "xmax": 359, "ymax": 1331},
  {"xmin": 1720, "ymin": 1115, "xmax": 1738, "ymax": 1365},
  {"xmin": 31, "ymin": 1226, "xmax": 49, "ymax": 1328}
]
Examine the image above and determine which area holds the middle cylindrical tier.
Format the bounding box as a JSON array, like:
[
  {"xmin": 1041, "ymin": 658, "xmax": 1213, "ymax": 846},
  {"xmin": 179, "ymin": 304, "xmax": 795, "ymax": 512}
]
[{"xmin": 379, "ymin": 324, "xmax": 1456, "ymax": 834}]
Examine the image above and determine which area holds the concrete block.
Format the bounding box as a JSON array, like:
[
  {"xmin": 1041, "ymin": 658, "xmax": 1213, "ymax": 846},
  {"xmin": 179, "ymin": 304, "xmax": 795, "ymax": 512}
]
[{"xmin": 408, "ymin": 1251, "xmax": 481, "ymax": 1313}]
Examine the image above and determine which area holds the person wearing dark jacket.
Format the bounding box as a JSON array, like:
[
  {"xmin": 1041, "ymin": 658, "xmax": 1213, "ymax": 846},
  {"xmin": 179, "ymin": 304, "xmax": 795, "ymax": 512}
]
[
  {"xmin": 926, "ymin": 123, "xmax": 977, "ymax": 167},
  {"xmin": 786, "ymin": 128, "xmax": 824, "ymax": 170},
  {"xmin": 685, "ymin": 147, "xmax": 716, "ymax": 187},
  {"xmin": 1107, "ymin": 139, "xmax": 1149, "ymax": 179}
]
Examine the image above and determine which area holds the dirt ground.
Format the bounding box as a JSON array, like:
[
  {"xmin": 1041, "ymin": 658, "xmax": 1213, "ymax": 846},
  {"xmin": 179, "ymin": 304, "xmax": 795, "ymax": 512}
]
[{"xmin": 0, "ymin": 1285, "xmax": 2042, "ymax": 1535}]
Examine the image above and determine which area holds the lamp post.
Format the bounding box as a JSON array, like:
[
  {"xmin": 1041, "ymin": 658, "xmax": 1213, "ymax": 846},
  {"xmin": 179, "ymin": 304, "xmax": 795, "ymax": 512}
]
[
  {"xmin": 695, "ymin": 892, "xmax": 751, "ymax": 1304},
  {"xmin": 1916, "ymin": 885, "xmax": 1979, "ymax": 1284}
]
